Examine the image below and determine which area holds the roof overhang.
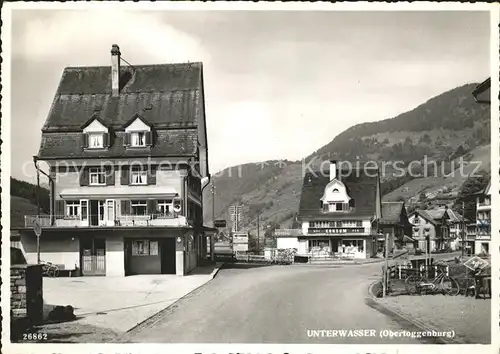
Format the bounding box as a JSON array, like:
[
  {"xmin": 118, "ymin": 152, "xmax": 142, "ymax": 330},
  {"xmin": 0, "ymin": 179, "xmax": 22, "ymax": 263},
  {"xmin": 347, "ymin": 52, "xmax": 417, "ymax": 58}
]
[{"xmin": 59, "ymin": 186, "xmax": 178, "ymax": 199}]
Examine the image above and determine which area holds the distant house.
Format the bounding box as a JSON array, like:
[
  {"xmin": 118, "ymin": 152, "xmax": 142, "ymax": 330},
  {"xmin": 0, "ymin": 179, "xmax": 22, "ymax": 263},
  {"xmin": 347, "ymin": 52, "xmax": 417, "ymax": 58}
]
[
  {"xmin": 408, "ymin": 208, "xmax": 452, "ymax": 252},
  {"xmin": 378, "ymin": 202, "xmax": 412, "ymax": 252},
  {"xmin": 425, "ymin": 192, "xmax": 437, "ymax": 200},
  {"xmin": 466, "ymin": 223, "xmax": 477, "ymax": 255},
  {"xmin": 11, "ymin": 45, "xmax": 215, "ymax": 276},
  {"xmin": 475, "ymin": 180, "xmax": 491, "ymax": 255},
  {"xmin": 276, "ymin": 161, "xmax": 382, "ymax": 259},
  {"xmin": 444, "ymin": 208, "xmax": 466, "ymax": 251}
]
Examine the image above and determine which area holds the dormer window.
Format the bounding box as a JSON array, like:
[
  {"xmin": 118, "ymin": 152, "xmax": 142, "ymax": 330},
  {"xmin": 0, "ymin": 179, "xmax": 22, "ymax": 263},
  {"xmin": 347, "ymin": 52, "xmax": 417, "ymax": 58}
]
[
  {"xmin": 89, "ymin": 133, "xmax": 104, "ymax": 148},
  {"xmin": 123, "ymin": 116, "xmax": 153, "ymax": 148},
  {"xmin": 131, "ymin": 132, "xmax": 146, "ymax": 147},
  {"xmin": 82, "ymin": 116, "xmax": 110, "ymax": 149}
]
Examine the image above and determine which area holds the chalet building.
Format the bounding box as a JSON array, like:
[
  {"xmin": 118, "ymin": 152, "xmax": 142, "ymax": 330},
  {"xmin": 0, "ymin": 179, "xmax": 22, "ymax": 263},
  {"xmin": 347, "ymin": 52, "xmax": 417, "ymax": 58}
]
[
  {"xmin": 466, "ymin": 223, "xmax": 477, "ymax": 255},
  {"xmin": 446, "ymin": 208, "xmax": 466, "ymax": 251},
  {"xmin": 276, "ymin": 161, "xmax": 383, "ymax": 259},
  {"xmin": 11, "ymin": 45, "xmax": 216, "ymax": 276},
  {"xmin": 408, "ymin": 208, "xmax": 453, "ymax": 252},
  {"xmin": 378, "ymin": 202, "xmax": 412, "ymax": 252},
  {"xmin": 475, "ymin": 181, "xmax": 491, "ymax": 255}
]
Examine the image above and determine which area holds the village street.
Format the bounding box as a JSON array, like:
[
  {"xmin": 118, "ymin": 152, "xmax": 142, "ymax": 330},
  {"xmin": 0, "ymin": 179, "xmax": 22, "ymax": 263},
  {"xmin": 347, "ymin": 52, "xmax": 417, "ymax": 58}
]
[{"xmin": 127, "ymin": 262, "xmax": 426, "ymax": 344}]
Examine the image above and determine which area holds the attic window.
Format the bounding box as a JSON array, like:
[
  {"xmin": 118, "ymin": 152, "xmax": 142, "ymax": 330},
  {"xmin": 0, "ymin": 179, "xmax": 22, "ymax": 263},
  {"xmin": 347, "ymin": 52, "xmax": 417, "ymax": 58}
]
[
  {"xmin": 125, "ymin": 131, "xmax": 152, "ymax": 148},
  {"xmin": 84, "ymin": 132, "xmax": 108, "ymax": 149},
  {"xmin": 332, "ymin": 188, "xmax": 339, "ymax": 193}
]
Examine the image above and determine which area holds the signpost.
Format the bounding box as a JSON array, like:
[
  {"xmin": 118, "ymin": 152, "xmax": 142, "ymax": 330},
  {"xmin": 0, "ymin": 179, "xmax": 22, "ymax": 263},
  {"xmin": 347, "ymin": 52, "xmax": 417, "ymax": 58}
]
[
  {"xmin": 464, "ymin": 255, "xmax": 490, "ymax": 271},
  {"xmin": 232, "ymin": 232, "xmax": 249, "ymax": 252},
  {"xmin": 33, "ymin": 219, "xmax": 42, "ymax": 264}
]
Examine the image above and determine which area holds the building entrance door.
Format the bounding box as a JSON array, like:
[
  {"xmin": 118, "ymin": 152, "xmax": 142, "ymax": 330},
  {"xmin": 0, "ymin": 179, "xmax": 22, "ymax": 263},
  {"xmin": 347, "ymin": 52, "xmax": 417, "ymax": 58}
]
[{"xmin": 80, "ymin": 238, "xmax": 106, "ymax": 275}]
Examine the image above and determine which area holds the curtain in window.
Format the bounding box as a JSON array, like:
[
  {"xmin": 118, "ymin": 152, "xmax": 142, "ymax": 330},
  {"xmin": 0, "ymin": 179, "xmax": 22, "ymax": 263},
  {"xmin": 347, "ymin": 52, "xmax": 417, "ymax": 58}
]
[
  {"xmin": 131, "ymin": 133, "xmax": 145, "ymax": 146},
  {"xmin": 89, "ymin": 134, "xmax": 103, "ymax": 148}
]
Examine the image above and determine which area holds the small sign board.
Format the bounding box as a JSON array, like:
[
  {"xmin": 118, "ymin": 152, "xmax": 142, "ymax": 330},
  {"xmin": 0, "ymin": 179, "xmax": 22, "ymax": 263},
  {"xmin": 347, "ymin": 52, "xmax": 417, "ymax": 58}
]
[
  {"xmin": 33, "ymin": 219, "xmax": 42, "ymax": 237},
  {"xmin": 214, "ymin": 219, "xmax": 227, "ymax": 228},
  {"xmin": 464, "ymin": 256, "xmax": 490, "ymax": 271},
  {"xmin": 232, "ymin": 233, "xmax": 249, "ymax": 244},
  {"xmin": 233, "ymin": 243, "xmax": 248, "ymax": 252}
]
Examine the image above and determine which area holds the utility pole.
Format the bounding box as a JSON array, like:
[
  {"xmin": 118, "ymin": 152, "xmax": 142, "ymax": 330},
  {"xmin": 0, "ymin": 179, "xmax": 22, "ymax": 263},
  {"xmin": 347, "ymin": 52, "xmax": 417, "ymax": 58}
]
[
  {"xmin": 211, "ymin": 182, "xmax": 216, "ymax": 227},
  {"xmin": 36, "ymin": 168, "xmax": 41, "ymax": 264},
  {"xmin": 383, "ymin": 232, "xmax": 389, "ymax": 297},
  {"xmin": 462, "ymin": 200, "xmax": 465, "ymax": 257},
  {"xmin": 257, "ymin": 213, "xmax": 260, "ymax": 253}
]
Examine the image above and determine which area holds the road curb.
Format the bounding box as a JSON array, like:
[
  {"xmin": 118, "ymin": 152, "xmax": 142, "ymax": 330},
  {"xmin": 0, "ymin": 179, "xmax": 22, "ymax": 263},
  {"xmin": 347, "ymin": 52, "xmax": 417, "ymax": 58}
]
[
  {"xmin": 365, "ymin": 281, "xmax": 462, "ymax": 344},
  {"xmin": 126, "ymin": 262, "xmax": 224, "ymax": 334}
]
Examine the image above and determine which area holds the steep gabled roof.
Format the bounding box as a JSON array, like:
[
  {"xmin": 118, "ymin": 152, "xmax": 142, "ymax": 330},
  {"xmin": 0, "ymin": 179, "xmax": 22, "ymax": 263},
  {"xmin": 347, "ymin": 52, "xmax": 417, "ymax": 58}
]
[
  {"xmin": 409, "ymin": 210, "xmax": 437, "ymax": 225},
  {"xmin": 380, "ymin": 202, "xmax": 404, "ymax": 224},
  {"xmin": 37, "ymin": 61, "xmax": 205, "ymax": 161},
  {"xmin": 298, "ymin": 168, "xmax": 378, "ymax": 220},
  {"xmin": 42, "ymin": 63, "xmax": 202, "ymax": 132}
]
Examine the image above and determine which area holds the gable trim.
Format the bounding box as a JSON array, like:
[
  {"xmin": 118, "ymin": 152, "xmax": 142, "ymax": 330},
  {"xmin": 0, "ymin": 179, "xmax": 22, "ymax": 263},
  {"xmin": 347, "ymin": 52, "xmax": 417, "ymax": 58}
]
[
  {"xmin": 80, "ymin": 114, "xmax": 109, "ymax": 130},
  {"xmin": 122, "ymin": 113, "xmax": 152, "ymax": 129}
]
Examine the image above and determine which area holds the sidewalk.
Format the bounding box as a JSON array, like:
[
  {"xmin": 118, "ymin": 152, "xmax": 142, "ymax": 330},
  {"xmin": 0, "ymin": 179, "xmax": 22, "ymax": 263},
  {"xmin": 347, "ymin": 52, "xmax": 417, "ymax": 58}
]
[
  {"xmin": 377, "ymin": 294, "xmax": 490, "ymax": 344},
  {"xmin": 42, "ymin": 263, "xmax": 222, "ymax": 333}
]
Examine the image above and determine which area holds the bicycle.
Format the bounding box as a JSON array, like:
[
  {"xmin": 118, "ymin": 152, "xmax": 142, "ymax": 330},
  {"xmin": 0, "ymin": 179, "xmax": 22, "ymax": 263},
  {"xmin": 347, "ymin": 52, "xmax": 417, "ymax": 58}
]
[
  {"xmin": 41, "ymin": 261, "xmax": 59, "ymax": 278},
  {"xmin": 415, "ymin": 265, "xmax": 460, "ymax": 296},
  {"xmin": 404, "ymin": 269, "xmax": 425, "ymax": 295}
]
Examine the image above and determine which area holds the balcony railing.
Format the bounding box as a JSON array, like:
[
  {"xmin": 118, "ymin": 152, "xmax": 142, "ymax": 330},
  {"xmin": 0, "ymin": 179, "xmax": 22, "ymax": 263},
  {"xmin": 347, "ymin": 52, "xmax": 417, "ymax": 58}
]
[
  {"xmin": 307, "ymin": 227, "xmax": 366, "ymax": 235},
  {"xmin": 24, "ymin": 213, "xmax": 184, "ymax": 228}
]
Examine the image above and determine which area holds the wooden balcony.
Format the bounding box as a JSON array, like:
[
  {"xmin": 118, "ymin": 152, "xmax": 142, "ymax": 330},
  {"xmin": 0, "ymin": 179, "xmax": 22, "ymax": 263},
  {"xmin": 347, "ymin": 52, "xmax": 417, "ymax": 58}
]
[{"xmin": 24, "ymin": 213, "xmax": 186, "ymax": 228}]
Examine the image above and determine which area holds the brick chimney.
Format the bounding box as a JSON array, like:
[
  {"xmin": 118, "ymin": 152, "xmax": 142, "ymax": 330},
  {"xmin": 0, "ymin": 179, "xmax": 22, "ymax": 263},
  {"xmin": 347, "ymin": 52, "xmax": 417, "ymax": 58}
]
[{"xmin": 111, "ymin": 44, "xmax": 121, "ymax": 97}]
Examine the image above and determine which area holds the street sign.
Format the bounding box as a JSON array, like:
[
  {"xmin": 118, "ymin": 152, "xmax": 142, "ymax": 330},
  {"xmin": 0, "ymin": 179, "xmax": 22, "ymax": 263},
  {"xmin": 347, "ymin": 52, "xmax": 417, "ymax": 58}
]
[
  {"xmin": 233, "ymin": 233, "xmax": 249, "ymax": 244},
  {"xmin": 233, "ymin": 243, "xmax": 248, "ymax": 252},
  {"xmin": 464, "ymin": 256, "xmax": 490, "ymax": 271},
  {"xmin": 33, "ymin": 219, "xmax": 42, "ymax": 237},
  {"xmin": 214, "ymin": 219, "xmax": 227, "ymax": 228}
]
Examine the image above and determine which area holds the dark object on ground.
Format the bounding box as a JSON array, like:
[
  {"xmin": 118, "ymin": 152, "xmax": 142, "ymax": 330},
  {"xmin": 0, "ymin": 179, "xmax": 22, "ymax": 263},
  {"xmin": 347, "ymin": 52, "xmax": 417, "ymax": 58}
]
[
  {"xmin": 11, "ymin": 247, "xmax": 27, "ymax": 265},
  {"xmin": 11, "ymin": 310, "xmax": 32, "ymax": 342},
  {"xmin": 48, "ymin": 305, "xmax": 76, "ymax": 322}
]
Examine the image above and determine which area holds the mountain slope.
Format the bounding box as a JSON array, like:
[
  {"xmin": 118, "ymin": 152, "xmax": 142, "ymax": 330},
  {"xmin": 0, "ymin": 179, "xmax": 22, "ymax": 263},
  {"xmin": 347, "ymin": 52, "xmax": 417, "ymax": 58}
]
[{"xmin": 203, "ymin": 83, "xmax": 491, "ymax": 232}]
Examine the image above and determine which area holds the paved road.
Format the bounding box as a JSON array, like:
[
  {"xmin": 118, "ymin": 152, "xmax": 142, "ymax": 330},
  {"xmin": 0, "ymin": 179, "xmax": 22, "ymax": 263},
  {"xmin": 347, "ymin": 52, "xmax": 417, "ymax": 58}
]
[{"xmin": 128, "ymin": 262, "xmax": 426, "ymax": 344}]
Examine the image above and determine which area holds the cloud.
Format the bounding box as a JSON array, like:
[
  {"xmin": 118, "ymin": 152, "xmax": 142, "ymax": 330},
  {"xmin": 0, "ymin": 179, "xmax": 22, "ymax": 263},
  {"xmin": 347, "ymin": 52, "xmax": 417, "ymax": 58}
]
[{"xmin": 14, "ymin": 10, "xmax": 210, "ymax": 65}]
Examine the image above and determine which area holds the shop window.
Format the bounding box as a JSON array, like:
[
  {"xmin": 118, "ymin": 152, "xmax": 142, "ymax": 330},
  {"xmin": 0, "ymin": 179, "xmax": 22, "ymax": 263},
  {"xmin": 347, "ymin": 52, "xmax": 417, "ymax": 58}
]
[
  {"xmin": 132, "ymin": 240, "xmax": 159, "ymax": 256},
  {"xmin": 341, "ymin": 239, "xmax": 364, "ymax": 253}
]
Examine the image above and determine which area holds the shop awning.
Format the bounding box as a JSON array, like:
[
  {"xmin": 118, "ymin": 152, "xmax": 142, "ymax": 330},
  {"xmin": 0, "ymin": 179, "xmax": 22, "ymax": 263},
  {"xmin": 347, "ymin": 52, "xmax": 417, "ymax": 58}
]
[{"xmin": 59, "ymin": 186, "xmax": 179, "ymax": 199}]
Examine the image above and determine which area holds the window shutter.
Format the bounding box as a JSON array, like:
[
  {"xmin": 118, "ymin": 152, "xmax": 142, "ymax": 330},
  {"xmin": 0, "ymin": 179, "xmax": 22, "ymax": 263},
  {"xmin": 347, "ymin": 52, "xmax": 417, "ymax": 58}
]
[
  {"xmin": 55, "ymin": 200, "xmax": 65, "ymax": 216},
  {"xmin": 145, "ymin": 131, "xmax": 153, "ymax": 146},
  {"xmin": 79, "ymin": 167, "xmax": 89, "ymax": 186},
  {"xmin": 121, "ymin": 166, "xmax": 129, "ymax": 185},
  {"xmin": 121, "ymin": 200, "xmax": 131, "ymax": 215},
  {"xmin": 147, "ymin": 165, "xmax": 157, "ymax": 185},
  {"xmin": 82, "ymin": 133, "xmax": 89, "ymax": 149},
  {"xmin": 103, "ymin": 133, "xmax": 110, "ymax": 147},
  {"xmin": 124, "ymin": 132, "xmax": 131, "ymax": 146},
  {"xmin": 106, "ymin": 166, "xmax": 115, "ymax": 186}
]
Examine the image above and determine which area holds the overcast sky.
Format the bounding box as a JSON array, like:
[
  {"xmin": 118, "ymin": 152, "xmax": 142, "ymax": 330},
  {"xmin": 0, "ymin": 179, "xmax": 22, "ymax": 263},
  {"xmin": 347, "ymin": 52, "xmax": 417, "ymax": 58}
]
[{"xmin": 10, "ymin": 9, "xmax": 490, "ymax": 183}]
